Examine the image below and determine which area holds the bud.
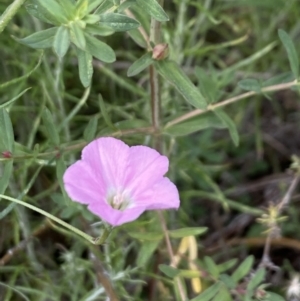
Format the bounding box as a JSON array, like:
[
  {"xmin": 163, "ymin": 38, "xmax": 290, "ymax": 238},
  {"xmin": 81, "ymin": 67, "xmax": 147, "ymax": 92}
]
[
  {"xmin": 2, "ymin": 151, "xmax": 12, "ymax": 158},
  {"xmin": 152, "ymin": 43, "xmax": 169, "ymax": 60}
]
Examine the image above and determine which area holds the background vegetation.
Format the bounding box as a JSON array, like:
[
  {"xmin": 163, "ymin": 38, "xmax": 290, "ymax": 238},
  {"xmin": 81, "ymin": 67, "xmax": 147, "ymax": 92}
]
[{"xmin": 0, "ymin": 0, "xmax": 300, "ymax": 300}]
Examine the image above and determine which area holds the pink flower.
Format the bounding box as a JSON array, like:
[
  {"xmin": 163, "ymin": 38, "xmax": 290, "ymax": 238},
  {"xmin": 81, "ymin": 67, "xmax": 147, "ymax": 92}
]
[{"xmin": 63, "ymin": 137, "xmax": 180, "ymax": 226}]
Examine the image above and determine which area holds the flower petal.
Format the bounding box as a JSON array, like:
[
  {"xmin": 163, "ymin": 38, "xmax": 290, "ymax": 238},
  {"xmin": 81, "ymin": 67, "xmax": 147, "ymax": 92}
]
[
  {"xmin": 88, "ymin": 203, "xmax": 146, "ymax": 226},
  {"xmin": 63, "ymin": 161, "xmax": 104, "ymax": 204},
  {"xmin": 137, "ymin": 177, "xmax": 180, "ymax": 210},
  {"xmin": 125, "ymin": 146, "xmax": 169, "ymax": 198},
  {"xmin": 82, "ymin": 137, "xmax": 130, "ymax": 189}
]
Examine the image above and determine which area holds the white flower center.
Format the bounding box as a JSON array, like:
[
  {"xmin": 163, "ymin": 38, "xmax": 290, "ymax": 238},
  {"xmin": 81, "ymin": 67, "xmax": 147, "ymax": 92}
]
[{"xmin": 107, "ymin": 190, "xmax": 132, "ymax": 211}]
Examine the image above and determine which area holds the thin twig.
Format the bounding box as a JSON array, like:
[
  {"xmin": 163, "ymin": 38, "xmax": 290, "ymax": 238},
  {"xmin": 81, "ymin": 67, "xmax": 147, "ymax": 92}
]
[
  {"xmin": 259, "ymin": 173, "xmax": 300, "ymax": 269},
  {"xmin": 165, "ymin": 80, "xmax": 298, "ymax": 128}
]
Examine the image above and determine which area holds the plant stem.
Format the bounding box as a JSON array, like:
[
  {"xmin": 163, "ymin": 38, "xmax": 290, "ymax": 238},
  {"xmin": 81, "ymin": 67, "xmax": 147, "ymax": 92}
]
[
  {"xmin": 0, "ymin": 0, "xmax": 26, "ymax": 34},
  {"xmin": 149, "ymin": 1, "xmax": 186, "ymax": 300},
  {"xmin": 0, "ymin": 194, "xmax": 111, "ymax": 245},
  {"xmin": 166, "ymin": 80, "xmax": 298, "ymax": 128}
]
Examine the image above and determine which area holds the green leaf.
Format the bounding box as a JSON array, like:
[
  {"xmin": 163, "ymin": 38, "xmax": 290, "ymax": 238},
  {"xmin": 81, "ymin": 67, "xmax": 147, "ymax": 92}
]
[
  {"xmin": 278, "ymin": 29, "xmax": 299, "ymax": 79},
  {"xmin": 88, "ymin": 0, "xmax": 105, "ymax": 13},
  {"xmin": 128, "ymin": 231, "xmax": 163, "ymax": 241},
  {"xmin": 136, "ymin": 0, "xmax": 169, "ymax": 22},
  {"xmin": 70, "ymin": 21, "xmax": 86, "ymax": 50},
  {"xmin": 75, "ymin": 0, "xmax": 89, "ymax": 18},
  {"xmin": 56, "ymin": 157, "xmax": 70, "ymax": 204},
  {"xmin": 154, "ymin": 60, "xmax": 206, "ymax": 109},
  {"xmin": 159, "ymin": 264, "xmax": 180, "ymax": 278},
  {"xmin": 127, "ymin": 52, "xmax": 153, "ymax": 77},
  {"xmin": 265, "ymin": 292, "xmax": 285, "ymax": 301},
  {"xmin": 218, "ymin": 274, "xmax": 236, "ymax": 289},
  {"xmin": 98, "ymin": 95, "xmax": 115, "ymax": 129},
  {"xmin": 42, "ymin": 108, "xmax": 60, "ymax": 146},
  {"xmin": 231, "ymin": 255, "xmax": 254, "ymax": 284},
  {"xmin": 137, "ymin": 240, "xmax": 160, "ymax": 266},
  {"xmin": 164, "ymin": 114, "xmax": 226, "ymax": 136},
  {"xmin": 0, "ymin": 161, "xmax": 13, "ymax": 201},
  {"xmin": 85, "ymin": 33, "xmax": 116, "ymax": 63},
  {"xmin": 115, "ymin": 119, "xmax": 150, "ymax": 130},
  {"xmin": 0, "ymin": 109, "xmax": 14, "ymax": 152},
  {"xmin": 214, "ymin": 109, "xmax": 239, "ymax": 146},
  {"xmin": 247, "ymin": 268, "xmax": 265, "ymax": 291},
  {"xmin": 117, "ymin": 0, "xmax": 136, "ymax": 12},
  {"xmin": 26, "ymin": 0, "xmax": 61, "ymax": 25},
  {"xmin": 99, "ymin": 13, "xmax": 140, "ymax": 31},
  {"xmin": 95, "ymin": 0, "xmax": 114, "ymax": 14},
  {"xmin": 58, "ymin": 0, "xmax": 76, "ymax": 19},
  {"xmin": 35, "ymin": 0, "xmax": 69, "ymax": 24},
  {"xmin": 14, "ymin": 27, "xmax": 58, "ymax": 49},
  {"xmin": 217, "ymin": 259, "xmax": 237, "ymax": 273},
  {"xmin": 178, "ymin": 269, "xmax": 201, "ymax": 278},
  {"xmin": 168, "ymin": 227, "xmax": 207, "ymax": 238},
  {"xmin": 212, "ymin": 286, "xmax": 232, "ymax": 301},
  {"xmin": 204, "ymin": 256, "xmax": 219, "ymax": 278},
  {"xmin": 53, "ymin": 26, "xmax": 70, "ymax": 58},
  {"xmin": 83, "ymin": 116, "xmax": 98, "ymax": 142},
  {"xmin": 190, "ymin": 282, "xmax": 222, "ymax": 301},
  {"xmin": 86, "ymin": 24, "xmax": 115, "ymax": 36},
  {"xmin": 238, "ymin": 78, "xmax": 261, "ymax": 92},
  {"xmin": 195, "ymin": 67, "xmax": 218, "ymax": 104},
  {"xmin": 127, "ymin": 28, "xmax": 148, "ymax": 48},
  {"xmin": 77, "ymin": 47, "xmax": 93, "ymax": 87},
  {"xmin": 84, "ymin": 14, "xmax": 101, "ymax": 24}
]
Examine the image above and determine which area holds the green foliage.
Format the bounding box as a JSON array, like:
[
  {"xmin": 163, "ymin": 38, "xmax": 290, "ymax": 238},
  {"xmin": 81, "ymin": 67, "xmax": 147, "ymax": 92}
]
[{"xmin": 0, "ymin": 0, "xmax": 298, "ymax": 300}]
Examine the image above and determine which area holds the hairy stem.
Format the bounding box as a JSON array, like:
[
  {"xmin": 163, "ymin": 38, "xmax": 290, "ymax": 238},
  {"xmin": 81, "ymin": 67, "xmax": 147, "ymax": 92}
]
[
  {"xmin": 149, "ymin": 1, "xmax": 186, "ymax": 300},
  {"xmin": 166, "ymin": 80, "xmax": 298, "ymax": 128},
  {"xmin": 0, "ymin": 0, "xmax": 26, "ymax": 34}
]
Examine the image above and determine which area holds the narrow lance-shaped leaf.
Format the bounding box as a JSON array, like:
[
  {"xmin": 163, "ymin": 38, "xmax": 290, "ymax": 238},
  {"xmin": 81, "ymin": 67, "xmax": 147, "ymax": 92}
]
[
  {"xmin": 88, "ymin": 0, "xmax": 105, "ymax": 12},
  {"xmin": 75, "ymin": 0, "xmax": 89, "ymax": 19},
  {"xmin": 36, "ymin": 0, "xmax": 69, "ymax": 24},
  {"xmin": 195, "ymin": 67, "xmax": 218, "ymax": 104},
  {"xmin": 164, "ymin": 113, "xmax": 225, "ymax": 137},
  {"xmin": 85, "ymin": 33, "xmax": 116, "ymax": 63},
  {"xmin": 99, "ymin": 13, "xmax": 140, "ymax": 31},
  {"xmin": 99, "ymin": 95, "xmax": 115, "ymax": 129},
  {"xmin": 136, "ymin": 0, "xmax": 169, "ymax": 22},
  {"xmin": 0, "ymin": 109, "xmax": 14, "ymax": 199},
  {"xmin": 84, "ymin": 116, "xmax": 98, "ymax": 142},
  {"xmin": 155, "ymin": 60, "xmax": 207, "ymax": 109},
  {"xmin": 14, "ymin": 27, "xmax": 58, "ymax": 49},
  {"xmin": 214, "ymin": 109, "xmax": 239, "ymax": 146},
  {"xmin": 168, "ymin": 227, "xmax": 208, "ymax": 238},
  {"xmin": 0, "ymin": 162, "xmax": 13, "ymax": 199},
  {"xmin": 127, "ymin": 52, "xmax": 153, "ymax": 77},
  {"xmin": 53, "ymin": 26, "xmax": 70, "ymax": 59},
  {"xmin": 42, "ymin": 108, "xmax": 60, "ymax": 146},
  {"xmin": 204, "ymin": 256, "xmax": 219, "ymax": 278},
  {"xmin": 85, "ymin": 24, "xmax": 115, "ymax": 36},
  {"xmin": 26, "ymin": 0, "xmax": 60, "ymax": 25},
  {"xmin": 278, "ymin": 29, "xmax": 299, "ymax": 79},
  {"xmin": 70, "ymin": 21, "xmax": 86, "ymax": 50},
  {"xmin": 0, "ymin": 109, "xmax": 14, "ymax": 152},
  {"xmin": 231, "ymin": 255, "xmax": 254, "ymax": 284},
  {"xmin": 159, "ymin": 264, "xmax": 181, "ymax": 278},
  {"xmin": 190, "ymin": 282, "xmax": 222, "ymax": 301},
  {"xmin": 76, "ymin": 47, "xmax": 93, "ymax": 87},
  {"xmin": 238, "ymin": 78, "xmax": 261, "ymax": 93}
]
